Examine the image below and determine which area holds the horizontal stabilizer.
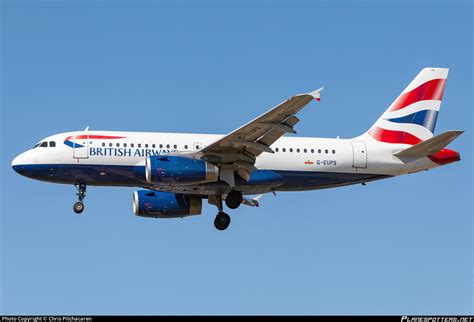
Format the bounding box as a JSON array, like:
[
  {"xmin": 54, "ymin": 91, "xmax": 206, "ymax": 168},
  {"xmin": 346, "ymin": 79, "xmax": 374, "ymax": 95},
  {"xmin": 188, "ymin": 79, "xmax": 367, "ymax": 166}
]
[{"xmin": 395, "ymin": 130, "xmax": 463, "ymax": 158}]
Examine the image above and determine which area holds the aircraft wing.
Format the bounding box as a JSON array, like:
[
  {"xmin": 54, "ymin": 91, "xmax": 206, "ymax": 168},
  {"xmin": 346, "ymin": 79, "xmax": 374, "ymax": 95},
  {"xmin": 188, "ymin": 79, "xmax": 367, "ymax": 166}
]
[{"xmin": 197, "ymin": 88, "xmax": 323, "ymax": 185}]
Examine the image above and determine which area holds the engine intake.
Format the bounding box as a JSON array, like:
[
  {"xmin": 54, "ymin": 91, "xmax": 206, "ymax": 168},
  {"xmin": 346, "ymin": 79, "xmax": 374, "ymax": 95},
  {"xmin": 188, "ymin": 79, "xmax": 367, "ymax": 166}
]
[
  {"xmin": 145, "ymin": 156, "xmax": 219, "ymax": 184},
  {"xmin": 133, "ymin": 190, "xmax": 202, "ymax": 218}
]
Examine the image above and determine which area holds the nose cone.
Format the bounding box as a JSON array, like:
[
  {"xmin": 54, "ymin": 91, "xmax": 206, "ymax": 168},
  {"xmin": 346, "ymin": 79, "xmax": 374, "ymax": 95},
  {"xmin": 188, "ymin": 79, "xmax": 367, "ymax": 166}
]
[{"xmin": 12, "ymin": 151, "xmax": 30, "ymax": 175}]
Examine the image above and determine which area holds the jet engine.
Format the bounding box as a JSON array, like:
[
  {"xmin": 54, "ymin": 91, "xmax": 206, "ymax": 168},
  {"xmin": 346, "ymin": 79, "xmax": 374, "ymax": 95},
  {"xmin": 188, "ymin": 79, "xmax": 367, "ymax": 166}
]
[
  {"xmin": 133, "ymin": 190, "xmax": 202, "ymax": 218},
  {"xmin": 145, "ymin": 156, "xmax": 219, "ymax": 184}
]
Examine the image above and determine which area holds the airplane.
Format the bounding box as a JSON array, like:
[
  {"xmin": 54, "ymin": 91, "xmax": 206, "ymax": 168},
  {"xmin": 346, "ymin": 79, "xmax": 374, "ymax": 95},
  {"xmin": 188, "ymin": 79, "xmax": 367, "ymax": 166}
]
[{"xmin": 11, "ymin": 67, "xmax": 463, "ymax": 230}]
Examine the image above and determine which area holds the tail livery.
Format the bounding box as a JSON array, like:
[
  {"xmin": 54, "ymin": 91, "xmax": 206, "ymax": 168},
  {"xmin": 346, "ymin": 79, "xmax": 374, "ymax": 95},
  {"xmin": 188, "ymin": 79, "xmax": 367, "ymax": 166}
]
[{"xmin": 368, "ymin": 67, "xmax": 448, "ymax": 145}]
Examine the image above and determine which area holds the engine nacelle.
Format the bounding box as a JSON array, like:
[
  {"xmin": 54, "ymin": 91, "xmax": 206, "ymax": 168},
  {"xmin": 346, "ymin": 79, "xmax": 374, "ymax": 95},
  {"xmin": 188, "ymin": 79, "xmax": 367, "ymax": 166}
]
[
  {"xmin": 145, "ymin": 156, "xmax": 219, "ymax": 184},
  {"xmin": 133, "ymin": 190, "xmax": 202, "ymax": 218}
]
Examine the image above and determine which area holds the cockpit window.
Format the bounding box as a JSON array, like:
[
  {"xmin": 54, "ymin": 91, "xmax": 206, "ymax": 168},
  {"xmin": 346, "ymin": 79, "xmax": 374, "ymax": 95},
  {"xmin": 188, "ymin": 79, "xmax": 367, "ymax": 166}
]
[
  {"xmin": 33, "ymin": 143, "xmax": 41, "ymax": 149},
  {"xmin": 49, "ymin": 141, "xmax": 56, "ymax": 147},
  {"xmin": 39, "ymin": 142, "xmax": 48, "ymax": 148}
]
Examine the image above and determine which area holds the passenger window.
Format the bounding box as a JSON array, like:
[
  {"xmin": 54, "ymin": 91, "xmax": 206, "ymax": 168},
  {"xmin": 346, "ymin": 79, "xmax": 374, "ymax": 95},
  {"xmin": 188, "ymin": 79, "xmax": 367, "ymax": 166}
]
[
  {"xmin": 131, "ymin": 143, "xmax": 134, "ymax": 148},
  {"xmin": 332, "ymin": 150, "xmax": 336, "ymax": 154},
  {"xmin": 311, "ymin": 149, "xmax": 314, "ymax": 153},
  {"xmin": 138, "ymin": 144, "xmax": 142, "ymax": 148},
  {"xmin": 124, "ymin": 143, "xmax": 127, "ymax": 147},
  {"xmin": 275, "ymin": 148, "xmax": 279, "ymax": 152},
  {"xmin": 318, "ymin": 149, "xmax": 321, "ymax": 153},
  {"xmin": 289, "ymin": 148, "xmax": 293, "ymax": 153},
  {"xmin": 116, "ymin": 143, "xmax": 120, "ymax": 147},
  {"xmin": 109, "ymin": 143, "xmax": 113, "ymax": 147},
  {"xmin": 152, "ymin": 144, "xmax": 156, "ymax": 148},
  {"xmin": 102, "ymin": 142, "xmax": 105, "ymax": 147},
  {"xmin": 184, "ymin": 145, "xmax": 188, "ymax": 149},
  {"xmin": 40, "ymin": 142, "xmax": 47, "ymax": 147},
  {"xmin": 159, "ymin": 144, "xmax": 163, "ymax": 148},
  {"xmin": 166, "ymin": 144, "xmax": 170, "ymax": 149},
  {"xmin": 173, "ymin": 144, "xmax": 177, "ymax": 149},
  {"xmin": 49, "ymin": 141, "xmax": 56, "ymax": 147},
  {"xmin": 303, "ymin": 149, "xmax": 307, "ymax": 153},
  {"xmin": 145, "ymin": 144, "xmax": 149, "ymax": 148},
  {"xmin": 325, "ymin": 149, "xmax": 328, "ymax": 154},
  {"xmin": 296, "ymin": 148, "xmax": 300, "ymax": 153},
  {"xmin": 282, "ymin": 148, "xmax": 286, "ymax": 152}
]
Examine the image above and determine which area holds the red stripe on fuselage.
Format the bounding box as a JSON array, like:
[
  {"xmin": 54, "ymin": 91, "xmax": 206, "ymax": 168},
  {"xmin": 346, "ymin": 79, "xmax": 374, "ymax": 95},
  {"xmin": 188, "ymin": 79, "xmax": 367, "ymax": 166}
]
[
  {"xmin": 64, "ymin": 135, "xmax": 126, "ymax": 141},
  {"xmin": 388, "ymin": 78, "xmax": 446, "ymax": 112},
  {"xmin": 368, "ymin": 126, "xmax": 422, "ymax": 145}
]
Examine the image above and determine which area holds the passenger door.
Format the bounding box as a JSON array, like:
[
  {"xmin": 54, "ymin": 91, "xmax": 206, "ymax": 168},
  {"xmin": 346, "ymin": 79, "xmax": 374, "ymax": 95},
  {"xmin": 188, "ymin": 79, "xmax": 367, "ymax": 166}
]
[
  {"xmin": 351, "ymin": 141, "xmax": 367, "ymax": 168},
  {"xmin": 73, "ymin": 132, "xmax": 89, "ymax": 159}
]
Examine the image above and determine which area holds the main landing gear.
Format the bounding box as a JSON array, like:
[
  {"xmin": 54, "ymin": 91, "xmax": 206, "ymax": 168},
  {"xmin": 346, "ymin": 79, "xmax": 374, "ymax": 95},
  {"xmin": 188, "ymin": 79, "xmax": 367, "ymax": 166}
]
[
  {"xmin": 209, "ymin": 195, "xmax": 231, "ymax": 231},
  {"xmin": 73, "ymin": 182, "xmax": 87, "ymax": 214},
  {"xmin": 214, "ymin": 212, "xmax": 231, "ymax": 231},
  {"xmin": 209, "ymin": 190, "xmax": 243, "ymax": 231},
  {"xmin": 225, "ymin": 190, "xmax": 243, "ymax": 209}
]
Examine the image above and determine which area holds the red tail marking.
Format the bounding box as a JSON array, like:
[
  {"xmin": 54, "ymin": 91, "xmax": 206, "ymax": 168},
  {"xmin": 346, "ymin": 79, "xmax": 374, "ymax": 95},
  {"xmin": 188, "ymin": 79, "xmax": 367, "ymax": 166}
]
[
  {"xmin": 388, "ymin": 78, "xmax": 446, "ymax": 112},
  {"xmin": 369, "ymin": 126, "xmax": 423, "ymax": 145}
]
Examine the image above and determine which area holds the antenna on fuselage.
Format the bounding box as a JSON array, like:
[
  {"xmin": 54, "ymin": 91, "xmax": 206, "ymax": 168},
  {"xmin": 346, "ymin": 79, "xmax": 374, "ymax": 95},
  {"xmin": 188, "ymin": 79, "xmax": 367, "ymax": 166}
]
[{"xmin": 84, "ymin": 126, "xmax": 90, "ymax": 131}]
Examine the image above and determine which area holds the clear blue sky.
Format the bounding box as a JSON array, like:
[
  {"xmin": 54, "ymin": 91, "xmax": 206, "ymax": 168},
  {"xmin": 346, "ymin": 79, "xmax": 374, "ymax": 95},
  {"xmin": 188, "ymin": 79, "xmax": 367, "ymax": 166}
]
[{"xmin": 1, "ymin": 0, "xmax": 472, "ymax": 315}]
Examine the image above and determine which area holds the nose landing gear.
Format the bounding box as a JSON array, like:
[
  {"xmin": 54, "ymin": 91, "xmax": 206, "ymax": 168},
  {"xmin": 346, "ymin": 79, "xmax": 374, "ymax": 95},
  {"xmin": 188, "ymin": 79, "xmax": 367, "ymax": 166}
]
[{"xmin": 73, "ymin": 182, "xmax": 87, "ymax": 214}]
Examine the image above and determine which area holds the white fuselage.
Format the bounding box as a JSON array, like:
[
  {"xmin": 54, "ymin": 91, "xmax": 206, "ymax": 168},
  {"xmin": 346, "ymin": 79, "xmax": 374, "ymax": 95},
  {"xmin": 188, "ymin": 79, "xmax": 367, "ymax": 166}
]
[{"xmin": 11, "ymin": 130, "xmax": 441, "ymax": 196}]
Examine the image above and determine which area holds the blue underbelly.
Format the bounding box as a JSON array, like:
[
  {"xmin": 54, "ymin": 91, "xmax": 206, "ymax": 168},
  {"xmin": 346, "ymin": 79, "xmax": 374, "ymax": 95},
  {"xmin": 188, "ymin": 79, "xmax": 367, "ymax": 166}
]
[{"xmin": 12, "ymin": 164, "xmax": 389, "ymax": 191}]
